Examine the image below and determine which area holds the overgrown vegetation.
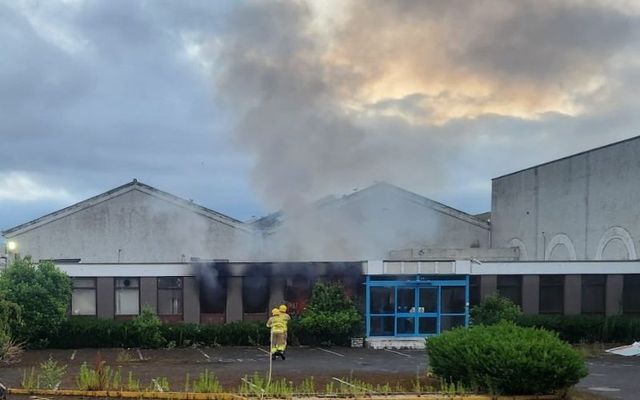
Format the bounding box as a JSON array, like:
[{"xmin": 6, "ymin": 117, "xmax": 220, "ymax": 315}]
[
  {"xmin": 20, "ymin": 356, "xmax": 67, "ymax": 390},
  {"xmin": 470, "ymin": 295, "xmax": 522, "ymax": 325},
  {"xmin": 296, "ymin": 282, "xmax": 362, "ymax": 346},
  {"xmin": 427, "ymin": 321, "xmax": 588, "ymax": 395},
  {"xmin": 0, "ymin": 258, "xmax": 72, "ymax": 347}
]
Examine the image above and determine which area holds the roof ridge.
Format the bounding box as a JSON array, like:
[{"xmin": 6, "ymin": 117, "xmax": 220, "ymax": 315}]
[{"xmin": 3, "ymin": 180, "xmax": 244, "ymax": 236}]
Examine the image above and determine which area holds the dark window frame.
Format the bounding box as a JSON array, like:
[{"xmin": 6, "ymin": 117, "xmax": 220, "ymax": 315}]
[
  {"xmin": 497, "ymin": 275, "xmax": 523, "ymax": 307},
  {"xmin": 623, "ymin": 275, "xmax": 640, "ymax": 315},
  {"xmin": 71, "ymin": 277, "xmax": 97, "ymax": 316},
  {"xmin": 157, "ymin": 277, "xmax": 184, "ymax": 316},
  {"xmin": 539, "ymin": 275, "xmax": 565, "ymax": 315},
  {"xmin": 581, "ymin": 275, "xmax": 606, "ymax": 315},
  {"xmin": 114, "ymin": 277, "xmax": 141, "ymax": 316}
]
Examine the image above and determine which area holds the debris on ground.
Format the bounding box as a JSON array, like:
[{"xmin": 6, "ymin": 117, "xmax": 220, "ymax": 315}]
[{"xmin": 605, "ymin": 342, "xmax": 640, "ymax": 356}]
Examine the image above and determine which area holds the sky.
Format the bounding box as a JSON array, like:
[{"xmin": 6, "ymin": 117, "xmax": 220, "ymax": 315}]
[{"xmin": 1, "ymin": 0, "xmax": 640, "ymax": 232}]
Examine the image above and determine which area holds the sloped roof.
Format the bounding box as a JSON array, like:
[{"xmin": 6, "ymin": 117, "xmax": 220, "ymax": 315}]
[
  {"xmin": 252, "ymin": 181, "xmax": 490, "ymax": 231},
  {"xmin": 3, "ymin": 180, "xmax": 248, "ymax": 236},
  {"xmin": 493, "ymin": 134, "xmax": 640, "ymax": 180}
]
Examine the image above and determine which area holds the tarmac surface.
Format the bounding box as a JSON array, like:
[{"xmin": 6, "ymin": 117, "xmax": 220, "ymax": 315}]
[
  {"xmin": 576, "ymin": 353, "xmax": 640, "ymax": 400},
  {"xmin": 0, "ymin": 346, "xmax": 638, "ymax": 399}
]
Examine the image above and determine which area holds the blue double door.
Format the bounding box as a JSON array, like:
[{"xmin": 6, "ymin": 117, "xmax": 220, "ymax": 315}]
[{"xmin": 367, "ymin": 278, "xmax": 468, "ymax": 337}]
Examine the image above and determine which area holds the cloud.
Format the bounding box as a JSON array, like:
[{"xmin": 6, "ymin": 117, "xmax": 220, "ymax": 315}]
[
  {"xmin": 209, "ymin": 0, "xmax": 640, "ymax": 213},
  {"xmin": 0, "ymin": 172, "xmax": 73, "ymax": 202}
]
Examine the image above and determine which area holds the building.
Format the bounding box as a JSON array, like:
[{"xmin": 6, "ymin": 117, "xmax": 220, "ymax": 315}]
[{"xmin": 2, "ymin": 135, "xmax": 640, "ymax": 345}]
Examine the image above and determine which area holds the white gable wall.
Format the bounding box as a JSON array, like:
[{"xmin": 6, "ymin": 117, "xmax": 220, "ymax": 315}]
[{"xmin": 7, "ymin": 189, "xmax": 251, "ymax": 263}]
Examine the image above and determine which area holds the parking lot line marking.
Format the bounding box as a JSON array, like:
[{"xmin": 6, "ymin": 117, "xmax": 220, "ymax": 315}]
[
  {"xmin": 197, "ymin": 348, "xmax": 211, "ymax": 360},
  {"xmin": 70, "ymin": 350, "xmax": 77, "ymax": 360},
  {"xmin": 384, "ymin": 349, "xmax": 412, "ymax": 358},
  {"xmin": 256, "ymin": 348, "xmax": 270, "ymax": 355},
  {"xmin": 136, "ymin": 349, "xmax": 144, "ymax": 360},
  {"xmin": 316, "ymin": 347, "xmax": 345, "ymax": 357}
]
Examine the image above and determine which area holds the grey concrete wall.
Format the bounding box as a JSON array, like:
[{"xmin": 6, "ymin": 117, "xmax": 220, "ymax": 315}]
[
  {"xmin": 97, "ymin": 277, "xmax": 114, "ymax": 319},
  {"xmin": 521, "ymin": 275, "xmax": 539, "ymax": 314},
  {"xmin": 492, "ymin": 137, "xmax": 640, "ymax": 261},
  {"xmin": 140, "ymin": 277, "xmax": 157, "ymax": 312},
  {"xmin": 606, "ymin": 274, "xmax": 624, "ymax": 316},
  {"xmin": 564, "ymin": 275, "xmax": 581, "ymax": 315},
  {"xmin": 6, "ymin": 188, "xmax": 250, "ymax": 263},
  {"xmin": 183, "ymin": 277, "xmax": 200, "ymax": 323},
  {"xmin": 226, "ymin": 277, "xmax": 243, "ymax": 322}
]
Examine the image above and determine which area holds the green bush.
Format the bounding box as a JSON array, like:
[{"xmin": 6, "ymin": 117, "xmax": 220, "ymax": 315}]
[
  {"xmin": 516, "ymin": 314, "xmax": 640, "ymax": 343},
  {"xmin": 427, "ymin": 322, "xmax": 588, "ymax": 395},
  {"xmin": 470, "ymin": 295, "xmax": 521, "ymax": 325},
  {"xmin": 297, "ymin": 282, "xmax": 362, "ymax": 346},
  {"xmin": 129, "ymin": 306, "xmax": 165, "ymax": 348},
  {"xmin": 0, "ymin": 258, "xmax": 72, "ymax": 346}
]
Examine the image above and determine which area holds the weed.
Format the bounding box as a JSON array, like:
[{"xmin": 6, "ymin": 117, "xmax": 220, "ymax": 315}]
[
  {"xmin": 21, "ymin": 367, "xmax": 39, "ymax": 390},
  {"xmin": 39, "ymin": 356, "xmax": 67, "ymax": 390},
  {"xmin": 191, "ymin": 369, "xmax": 223, "ymax": 393},
  {"xmin": 149, "ymin": 377, "xmax": 171, "ymax": 392},
  {"xmin": 116, "ymin": 349, "xmax": 134, "ymax": 363},
  {"xmin": 296, "ymin": 377, "xmax": 315, "ymax": 395},
  {"xmin": 127, "ymin": 371, "xmax": 140, "ymax": 391}
]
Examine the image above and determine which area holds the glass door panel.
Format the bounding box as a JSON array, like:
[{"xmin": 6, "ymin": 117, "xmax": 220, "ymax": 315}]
[
  {"xmin": 419, "ymin": 287, "xmax": 437, "ymax": 313},
  {"xmin": 371, "ymin": 287, "xmax": 395, "ymax": 314},
  {"xmin": 397, "ymin": 288, "xmax": 416, "ymax": 313},
  {"xmin": 418, "ymin": 317, "xmax": 437, "ymax": 334}
]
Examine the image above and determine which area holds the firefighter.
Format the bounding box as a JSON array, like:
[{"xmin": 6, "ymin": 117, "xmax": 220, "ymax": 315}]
[
  {"xmin": 279, "ymin": 304, "xmax": 290, "ymax": 347},
  {"xmin": 266, "ymin": 308, "xmax": 286, "ymax": 360}
]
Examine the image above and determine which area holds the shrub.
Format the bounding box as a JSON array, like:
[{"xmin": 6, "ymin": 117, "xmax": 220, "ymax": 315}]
[
  {"xmin": 129, "ymin": 306, "xmax": 165, "ymax": 348},
  {"xmin": 297, "ymin": 282, "xmax": 362, "ymax": 346},
  {"xmin": 427, "ymin": 322, "xmax": 588, "ymax": 395},
  {"xmin": 470, "ymin": 295, "xmax": 521, "ymax": 325},
  {"xmin": 0, "ymin": 258, "xmax": 72, "ymax": 346}
]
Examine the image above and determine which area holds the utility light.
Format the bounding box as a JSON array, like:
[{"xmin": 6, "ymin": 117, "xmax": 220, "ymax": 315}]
[{"xmin": 6, "ymin": 241, "xmax": 17, "ymax": 252}]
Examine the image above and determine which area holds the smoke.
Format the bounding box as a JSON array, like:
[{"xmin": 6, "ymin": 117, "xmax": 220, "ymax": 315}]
[{"xmin": 205, "ymin": 0, "xmax": 637, "ymax": 260}]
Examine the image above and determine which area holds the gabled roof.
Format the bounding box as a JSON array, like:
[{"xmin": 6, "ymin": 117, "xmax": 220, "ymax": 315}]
[
  {"xmin": 252, "ymin": 181, "xmax": 490, "ymax": 231},
  {"xmin": 3, "ymin": 180, "xmax": 248, "ymax": 237}
]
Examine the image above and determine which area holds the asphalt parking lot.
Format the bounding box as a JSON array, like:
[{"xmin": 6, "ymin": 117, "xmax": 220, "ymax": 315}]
[
  {"xmin": 0, "ymin": 346, "xmax": 429, "ymax": 393},
  {"xmin": 576, "ymin": 353, "xmax": 640, "ymax": 400},
  {"xmin": 1, "ymin": 346, "xmax": 638, "ymax": 399}
]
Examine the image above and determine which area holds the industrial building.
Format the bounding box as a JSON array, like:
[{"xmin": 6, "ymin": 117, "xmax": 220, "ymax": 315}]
[{"xmin": 2, "ymin": 135, "xmax": 640, "ymax": 344}]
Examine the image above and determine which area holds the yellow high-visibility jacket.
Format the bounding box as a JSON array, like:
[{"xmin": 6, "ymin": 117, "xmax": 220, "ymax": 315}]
[
  {"xmin": 266, "ymin": 315, "xmax": 286, "ymax": 333},
  {"xmin": 280, "ymin": 313, "xmax": 290, "ymax": 331}
]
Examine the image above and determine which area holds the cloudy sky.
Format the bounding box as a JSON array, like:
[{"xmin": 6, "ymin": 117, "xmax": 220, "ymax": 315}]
[{"xmin": 2, "ymin": 0, "xmax": 640, "ymax": 232}]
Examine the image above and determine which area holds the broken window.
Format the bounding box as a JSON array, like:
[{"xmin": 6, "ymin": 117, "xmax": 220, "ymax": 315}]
[
  {"xmin": 284, "ymin": 274, "xmax": 312, "ymax": 314},
  {"xmin": 200, "ymin": 275, "xmax": 227, "ymax": 314},
  {"xmin": 497, "ymin": 275, "xmax": 522, "ymax": 306},
  {"xmin": 539, "ymin": 275, "xmax": 564, "ymax": 314},
  {"xmin": 582, "ymin": 275, "xmax": 606, "ymax": 315},
  {"xmin": 243, "ymin": 274, "xmax": 269, "ymax": 313},
  {"xmin": 115, "ymin": 278, "xmax": 139, "ymax": 316},
  {"xmin": 158, "ymin": 277, "xmax": 183, "ymax": 315},
  {"xmin": 72, "ymin": 278, "xmax": 96, "ymax": 316}
]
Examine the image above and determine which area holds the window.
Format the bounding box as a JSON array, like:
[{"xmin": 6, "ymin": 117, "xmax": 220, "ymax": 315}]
[
  {"xmin": 469, "ymin": 276, "xmax": 481, "ymax": 307},
  {"xmin": 115, "ymin": 278, "xmax": 139, "ymax": 316},
  {"xmin": 243, "ymin": 274, "xmax": 269, "ymax": 313},
  {"xmin": 582, "ymin": 275, "xmax": 606, "ymax": 315},
  {"xmin": 200, "ymin": 275, "xmax": 227, "ymax": 314},
  {"xmin": 284, "ymin": 275, "xmax": 312, "ymax": 314},
  {"xmin": 539, "ymin": 275, "xmax": 564, "ymax": 314},
  {"xmin": 623, "ymin": 275, "xmax": 640, "ymax": 315},
  {"xmin": 158, "ymin": 277, "xmax": 183, "ymax": 315},
  {"xmin": 497, "ymin": 275, "xmax": 522, "ymax": 306},
  {"xmin": 72, "ymin": 278, "xmax": 96, "ymax": 316}
]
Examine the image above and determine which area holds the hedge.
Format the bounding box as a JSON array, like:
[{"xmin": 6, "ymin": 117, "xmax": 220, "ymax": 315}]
[
  {"xmin": 515, "ymin": 314, "xmax": 640, "ymax": 343},
  {"xmin": 47, "ymin": 318, "xmax": 270, "ymax": 348},
  {"xmin": 427, "ymin": 322, "xmax": 588, "ymax": 395}
]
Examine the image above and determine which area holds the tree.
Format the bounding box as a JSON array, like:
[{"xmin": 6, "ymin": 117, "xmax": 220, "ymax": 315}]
[{"xmin": 0, "ymin": 258, "xmax": 72, "ymax": 346}]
